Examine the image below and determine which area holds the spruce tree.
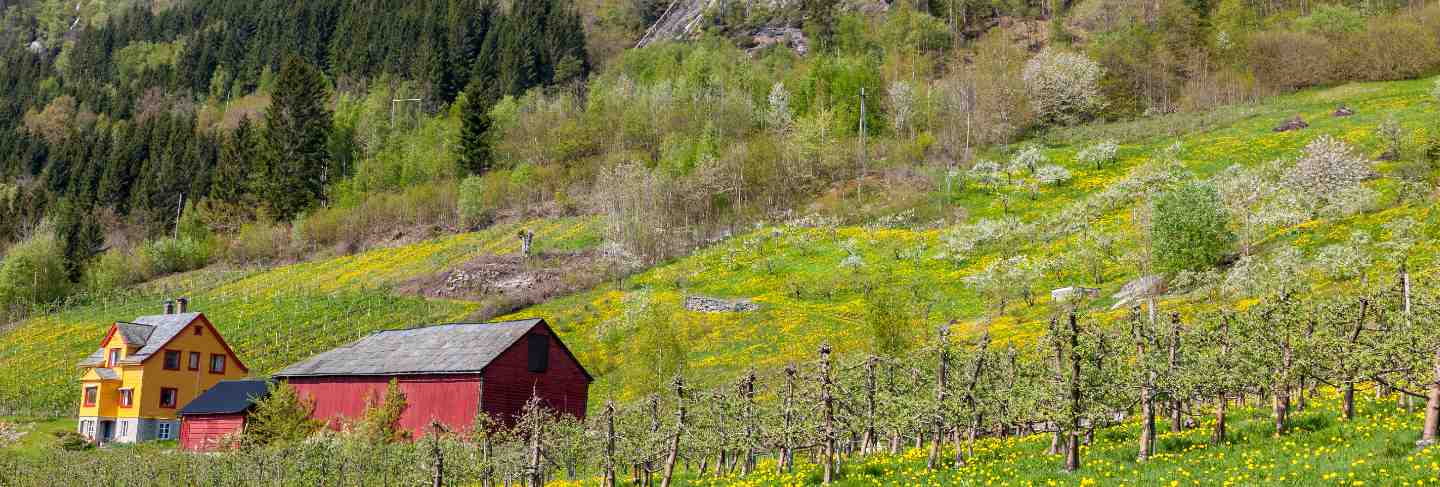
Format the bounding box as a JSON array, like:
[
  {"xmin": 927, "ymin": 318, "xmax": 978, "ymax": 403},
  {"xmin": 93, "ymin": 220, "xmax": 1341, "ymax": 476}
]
[
  {"xmin": 260, "ymin": 56, "xmax": 333, "ymax": 221},
  {"xmin": 458, "ymin": 80, "xmax": 497, "ymax": 176},
  {"xmin": 53, "ymin": 198, "xmax": 102, "ymax": 283},
  {"xmin": 211, "ymin": 117, "xmax": 257, "ymax": 206}
]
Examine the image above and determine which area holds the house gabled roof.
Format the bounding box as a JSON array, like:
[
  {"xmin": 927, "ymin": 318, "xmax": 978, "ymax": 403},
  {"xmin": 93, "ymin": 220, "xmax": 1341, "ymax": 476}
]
[
  {"xmin": 181, "ymin": 380, "xmax": 272, "ymax": 415},
  {"xmin": 78, "ymin": 313, "xmax": 249, "ymax": 372},
  {"xmin": 79, "ymin": 313, "xmax": 201, "ymax": 367},
  {"xmin": 274, "ymin": 318, "xmax": 591, "ymax": 381}
]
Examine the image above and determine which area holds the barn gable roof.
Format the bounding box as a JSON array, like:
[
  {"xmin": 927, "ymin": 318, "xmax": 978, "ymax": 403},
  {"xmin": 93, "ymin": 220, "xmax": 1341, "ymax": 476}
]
[
  {"xmin": 275, "ymin": 318, "xmax": 577, "ymax": 378},
  {"xmin": 181, "ymin": 380, "xmax": 272, "ymax": 415}
]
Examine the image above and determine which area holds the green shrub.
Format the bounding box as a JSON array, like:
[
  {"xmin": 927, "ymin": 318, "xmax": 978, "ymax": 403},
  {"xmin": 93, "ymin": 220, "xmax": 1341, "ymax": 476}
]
[
  {"xmin": 227, "ymin": 221, "xmax": 293, "ymax": 264},
  {"xmin": 1152, "ymin": 180, "xmax": 1235, "ymax": 274},
  {"xmin": 83, "ymin": 248, "xmax": 147, "ymax": 292},
  {"xmin": 1295, "ymin": 4, "xmax": 1364, "ymax": 37},
  {"xmin": 54, "ymin": 431, "xmax": 93, "ymax": 451},
  {"xmin": 139, "ymin": 237, "xmax": 212, "ymax": 276},
  {"xmin": 459, "ymin": 174, "xmax": 510, "ymax": 229},
  {"xmin": 0, "ymin": 229, "xmax": 71, "ymax": 308},
  {"xmin": 243, "ymin": 382, "xmax": 323, "ymax": 448}
]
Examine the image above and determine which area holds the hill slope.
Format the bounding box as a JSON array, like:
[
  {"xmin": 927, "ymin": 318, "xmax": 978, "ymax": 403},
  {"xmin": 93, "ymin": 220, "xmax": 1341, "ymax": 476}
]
[{"xmin": 2, "ymin": 76, "xmax": 1439, "ymax": 415}]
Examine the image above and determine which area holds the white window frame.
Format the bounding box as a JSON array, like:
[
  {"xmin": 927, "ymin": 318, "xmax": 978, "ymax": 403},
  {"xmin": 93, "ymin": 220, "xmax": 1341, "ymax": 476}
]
[
  {"xmin": 81, "ymin": 420, "xmax": 94, "ymax": 438},
  {"xmin": 117, "ymin": 421, "xmax": 128, "ymax": 439},
  {"xmin": 157, "ymin": 422, "xmax": 173, "ymax": 440}
]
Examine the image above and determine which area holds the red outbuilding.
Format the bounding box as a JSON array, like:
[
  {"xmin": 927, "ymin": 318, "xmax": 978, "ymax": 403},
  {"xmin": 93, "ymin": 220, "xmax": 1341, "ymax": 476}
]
[
  {"xmin": 273, "ymin": 318, "xmax": 591, "ymax": 436},
  {"xmin": 179, "ymin": 379, "xmax": 271, "ymax": 451}
]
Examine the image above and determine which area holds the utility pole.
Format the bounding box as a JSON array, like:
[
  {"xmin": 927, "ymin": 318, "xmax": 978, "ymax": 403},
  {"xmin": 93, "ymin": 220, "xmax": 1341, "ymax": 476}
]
[
  {"xmin": 391, "ymin": 98, "xmax": 423, "ymax": 128},
  {"xmin": 174, "ymin": 193, "xmax": 185, "ymax": 239},
  {"xmin": 859, "ymin": 88, "xmax": 868, "ymax": 177}
]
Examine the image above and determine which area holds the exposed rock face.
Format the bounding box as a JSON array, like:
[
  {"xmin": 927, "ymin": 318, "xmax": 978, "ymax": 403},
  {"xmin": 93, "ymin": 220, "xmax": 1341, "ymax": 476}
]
[
  {"xmin": 747, "ymin": 26, "xmax": 808, "ymax": 55},
  {"xmin": 684, "ymin": 295, "xmax": 759, "ymax": 313},
  {"xmin": 1110, "ymin": 275, "xmax": 1167, "ymax": 310},
  {"xmin": 1051, "ymin": 286, "xmax": 1100, "ymax": 303}
]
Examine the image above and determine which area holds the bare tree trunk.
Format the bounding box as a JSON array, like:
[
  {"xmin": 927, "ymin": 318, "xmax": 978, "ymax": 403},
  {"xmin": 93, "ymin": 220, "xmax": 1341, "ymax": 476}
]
[
  {"xmin": 863, "ymin": 357, "xmax": 877, "ymax": 454},
  {"xmin": 1064, "ymin": 313, "xmax": 1083, "ymax": 472},
  {"xmin": 1048, "ymin": 319, "xmax": 1064, "ymax": 457},
  {"xmin": 1167, "ymin": 313, "xmax": 1183, "ymax": 433},
  {"xmin": 429, "ymin": 422, "xmax": 445, "ymax": 487},
  {"xmin": 1274, "ymin": 337, "xmax": 1292, "ymax": 437},
  {"xmin": 1213, "ymin": 393, "xmax": 1227, "ymax": 443},
  {"xmin": 1133, "ymin": 307, "xmax": 1155, "ymax": 461},
  {"xmin": 661, "ymin": 377, "xmax": 685, "ymax": 487},
  {"xmin": 1421, "ymin": 346, "xmax": 1440, "ymax": 447},
  {"xmin": 959, "ymin": 332, "xmax": 990, "ymax": 466},
  {"xmin": 741, "ymin": 372, "xmax": 757, "ymax": 475},
  {"xmin": 780, "ymin": 364, "xmax": 796, "ymax": 474},
  {"xmin": 528, "ymin": 414, "xmax": 543, "ymax": 487},
  {"xmin": 821, "ymin": 344, "xmax": 837, "ymax": 484},
  {"xmin": 604, "ymin": 403, "xmax": 617, "ymax": 487},
  {"xmin": 928, "ymin": 330, "xmax": 949, "ymax": 471}
]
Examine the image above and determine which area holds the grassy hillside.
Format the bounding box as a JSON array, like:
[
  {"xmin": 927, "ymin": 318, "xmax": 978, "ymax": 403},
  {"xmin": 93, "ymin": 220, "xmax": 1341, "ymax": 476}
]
[
  {"xmin": 2, "ymin": 76, "xmax": 1439, "ymax": 416},
  {"xmin": 508, "ymin": 76, "xmax": 1440, "ymax": 402},
  {"xmin": 0, "ymin": 218, "xmax": 601, "ymax": 415}
]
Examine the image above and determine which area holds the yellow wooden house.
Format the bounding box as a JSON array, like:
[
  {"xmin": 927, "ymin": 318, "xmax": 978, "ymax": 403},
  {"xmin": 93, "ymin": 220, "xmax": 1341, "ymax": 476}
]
[{"xmin": 76, "ymin": 299, "xmax": 248, "ymax": 444}]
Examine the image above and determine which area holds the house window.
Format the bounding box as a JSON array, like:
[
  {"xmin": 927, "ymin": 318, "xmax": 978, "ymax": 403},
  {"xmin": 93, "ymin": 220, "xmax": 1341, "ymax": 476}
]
[
  {"xmin": 83, "ymin": 386, "xmax": 98, "ymax": 407},
  {"xmin": 209, "ymin": 354, "xmax": 226, "ymax": 374},
  {"xmin": 119, "ymin": 389, "xmax": 133, "ymax": 408},
  {"xmin": 157, "ymin": 422, "xmax": 173, "ymax": 440},
  {"xmin": 159, "ymin": 387, "xmax": 178, "ymax": 408},
  {"xmin": 527, "ymin": 334, "xmax": 549, "ymax": 373},
  {"xmin": 80, "ymin": 420, "xmax": 93, "ymax": 438},
  {"xmin": 163, "ymin": 350, "xmax": 182, "ymax": 370},
  {"xmin": 188, "ymin": 352, "xmax": 201, "ymax": 371},
  {"xmin": 194, "ymin": 325, "xmax": 203, "ymax": 336},
  {"xmin": 118, "ymin": 421, "xmax": 128, "ymax": 439},
  {"xmin": 107, "ymin": 348, "xmax": 120, "ymax": 367}
]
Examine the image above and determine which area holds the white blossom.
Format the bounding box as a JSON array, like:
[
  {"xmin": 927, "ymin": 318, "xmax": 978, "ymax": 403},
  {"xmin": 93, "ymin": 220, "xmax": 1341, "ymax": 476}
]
[
  {"xmin": 1023, "ymin": 49, "xmax": 1106, "ymax": 126},
  {"xmin": 1011, "ymin": 145, "xmax": 1048, "ymax": 174},
  {"xmin": 888, "ymin": 81, "xmax": 916, "ymax": 136},
  {"xmin": 1036, "ymin": 164, "xmax": 1073, "ymax": 185},
  {"xmin": 1077, "ymin": 140, "xmax": 1119, "ymax": 169},
  {"xmin": 767, "ymin": 82, "xmax": 791, "ymax": 130}
]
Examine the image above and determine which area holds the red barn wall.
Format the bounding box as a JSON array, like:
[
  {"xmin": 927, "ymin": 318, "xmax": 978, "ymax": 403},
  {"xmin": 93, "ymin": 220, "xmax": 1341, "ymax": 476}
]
[
  {"xmin": 180, "ymin": 413, "xmax": 245, "ymax": 452},
  {"xmin": 287, "ymin": 374, "xmax": 482, "ymax": 435},
  {"xmin": 481, "ymin": 327, "xmax": 589, "ymax": 423}
]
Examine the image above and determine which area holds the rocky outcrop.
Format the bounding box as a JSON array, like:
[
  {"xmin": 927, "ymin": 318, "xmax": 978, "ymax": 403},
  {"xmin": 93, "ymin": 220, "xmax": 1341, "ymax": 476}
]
[
  {"xmin": 684, "ymin": 295, "xmax": 759, "ymax": 313},
  {"xmin": 1274, "ymin": 115, "xmax": 1308, "ymax": 132}
]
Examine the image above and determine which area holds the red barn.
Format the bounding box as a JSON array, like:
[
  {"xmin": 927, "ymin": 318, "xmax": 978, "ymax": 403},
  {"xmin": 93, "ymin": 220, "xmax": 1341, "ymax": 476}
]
[
  {"xmin": 273, "ymin": 318, "xmax": 591, "ymax": 435},
  {"xmin": 179, "ymin": 380, "xmax": 272, "ymax": 451}
]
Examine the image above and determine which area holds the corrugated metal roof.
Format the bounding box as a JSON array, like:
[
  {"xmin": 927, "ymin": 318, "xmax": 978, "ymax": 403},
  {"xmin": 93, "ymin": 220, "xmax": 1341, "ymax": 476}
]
[
  {"xmin": 181, "ymin": 380, "xmax": 272, "ymax": 415},
  {"xmin": 77, "ymin": 313, "xmax": 201, "ymax": 368},
  {"xmin": 274, "ymin": 319, "xmax": 544, "ymax": 377}
]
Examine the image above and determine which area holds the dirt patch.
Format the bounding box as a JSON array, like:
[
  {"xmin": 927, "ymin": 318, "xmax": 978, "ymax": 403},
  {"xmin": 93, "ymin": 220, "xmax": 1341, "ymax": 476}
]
[
  {"xmin": 1273, "ymin": 115, "xmax": 1308, "ymax": 132},
  {"xmin": 398, "ymin": 250, "xmax": 612, "ymax": 321}
]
